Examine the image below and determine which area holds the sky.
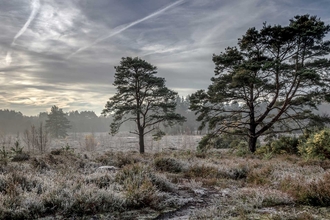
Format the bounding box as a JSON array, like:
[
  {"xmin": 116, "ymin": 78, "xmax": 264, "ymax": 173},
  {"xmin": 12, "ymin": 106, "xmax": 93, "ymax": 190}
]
[{"xmin": 0, "ymin": 0, "xmax": 330, "ymax": 116}]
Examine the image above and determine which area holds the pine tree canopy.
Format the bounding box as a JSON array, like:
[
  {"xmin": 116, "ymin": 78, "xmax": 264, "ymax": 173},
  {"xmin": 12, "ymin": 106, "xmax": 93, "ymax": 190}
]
[
  {"xmin": 103, "ymin": 57, "xmax": 186, "ymax": 153},
  {"xmin": 190, "ymin": 15, "xmax": 330, "ymax": 153}
]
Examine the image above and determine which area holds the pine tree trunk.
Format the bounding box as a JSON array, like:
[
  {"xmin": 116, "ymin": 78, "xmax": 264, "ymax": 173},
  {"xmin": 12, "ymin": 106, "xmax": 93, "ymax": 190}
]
[
  {"xmin": 138, "ymin": 129, "xmax": 145, "ymax": 154},
  {"xmin": 249, "ymin": 136, "xmax": 257, "ymax": 153}
]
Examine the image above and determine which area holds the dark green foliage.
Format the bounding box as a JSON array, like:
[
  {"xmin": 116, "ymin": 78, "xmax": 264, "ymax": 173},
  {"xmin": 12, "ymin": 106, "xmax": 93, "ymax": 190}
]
[
  {"xmin": 11, "ymin": 140, "xmax": 23, "ymax": 154},
  {"xmin": 103, "ymin": 57, "xmax": 186, "ymax": 153},
  {"xmin": 197, "ymin": 133, "xmax": 246, "ymax": 152},
  {"xmin": 0, "ymin": 146, "xmax": 9, "ymax": 159},
  {"xmin": 257, "ymin": 135, "xmax": 300, "ymax": 155},
  {"xmin": 190, "ymin": 15, "xmax": 330, "ymax": 153},
  {"xmin": 270, "ymin": 136, "xmax": 299, "ymax": 154},
  {"xmin": 46, "ymin": 106, "xmax": 71, "ymax": 138},
  {"xmin": 197, "ymin": 134, "xmax": 213, "ymax": 152}
]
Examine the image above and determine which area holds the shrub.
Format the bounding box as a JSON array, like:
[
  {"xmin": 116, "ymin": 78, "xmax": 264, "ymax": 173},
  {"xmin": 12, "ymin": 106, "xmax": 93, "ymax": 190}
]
[
  {"xmin": 11, "ymin": 153, "xmax": 30, "ymax": 162},
  {"xmin": 116, "ymin": 152, "xmax": 141, "ymax": 168},
  {"xmin": 0, "ymin": 146, "xmax": 10, "ymax": 165},
  {"xmin": 280, "ymin": 172, "xmax": 330, "ymax": 206},
  {"xmin": 62, "ymin": 143, "xmax": 75, "ymax": 154},
  {"xmin": 11, "ymin": 140, "xmax": 24, "ymax": 154},
  {"xmin": 226, "ymin": 165, "xmax": 249, "ymax": 180},
  {"xmin": 247, "ymin": 165, "xmax": 273, "ymax": 185},
  {"xmin": 85, "ymin": 134, "xmax": 97, "ymax": 151},
  {"xmin": 154, "ymin": 157, "xmax": 183, "ymax": 173},
  {"xmin": 184, "ymin": 165, "xmax": 219, "ymax": 179},
  {"xmin": 257, "ymin": 136, "xmax": 300, "ymax": 155},
  {"xmin": 84, "ymin": 173, "xmax": 114, "ymax": 189},
  {"xmin": 115, "ymin": 164, "xmax": 159, "ymax": 208},
  {"xmin": 197, "ymin": 134, "xmax": 246, "ymax": 152},
  {"xmin": 50, "ymin": 149, "xmax": 62, "ymax": 155},
  {"xmin": 148, "ymin": 173, "xmax": 177, "ymax": 192},
  {"xmin": 298, "ymin": 129, "xmax": 330, "ymax": 160},
  {"xmin": 236, "ymin": 188, "xmax": 294, "ymax": 208},
  {"xmin": 214, "ymin": 134, "xmax": 241, "ymax": 149},
  {"xmin": 63, "ymin": 188, "xmax": 123, "ymax": 216},
  {"xmin": 233, "ymin": 141, "xmax": 250, "ymax": 157},
  {"xmin": 42, "ymin": 185, "xmax": 124, "ymax": 216}
]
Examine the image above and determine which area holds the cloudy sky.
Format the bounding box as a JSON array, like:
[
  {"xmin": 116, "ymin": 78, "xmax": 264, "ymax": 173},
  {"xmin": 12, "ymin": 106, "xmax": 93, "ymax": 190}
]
[{"xmin": 0, "ymin": 0, "xmax": 329, "ymax": 116}]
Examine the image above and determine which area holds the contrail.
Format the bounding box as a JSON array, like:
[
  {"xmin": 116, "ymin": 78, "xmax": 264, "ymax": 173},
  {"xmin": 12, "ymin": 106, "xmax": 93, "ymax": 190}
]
[
  {"xmin": 5, "ymin": 0, "xmax": 40, "ymax": 65},
  {"xmin": 67, "ymin": 0, "xmax": 185, "ymax": 59}
]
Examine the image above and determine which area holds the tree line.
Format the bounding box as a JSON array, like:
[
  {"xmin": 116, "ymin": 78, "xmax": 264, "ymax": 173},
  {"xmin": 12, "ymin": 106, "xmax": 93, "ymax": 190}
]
[
  {"xmin": 0, "ymin": 97, "xmax": 201, "ymax": 137},
  {"xmin": 0, "ymin": 108, "xmax": 111, "ymax": 135}
]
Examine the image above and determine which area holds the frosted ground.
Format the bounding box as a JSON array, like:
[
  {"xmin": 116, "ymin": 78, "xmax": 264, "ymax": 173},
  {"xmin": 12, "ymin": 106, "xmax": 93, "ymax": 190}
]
[
  {"xmin": 2, "ymin": 132, "xmax": 330, "ymax": 219},
  {"xmin": 51, "ymin": 133, "xmax": 202, "ymax": 153}
]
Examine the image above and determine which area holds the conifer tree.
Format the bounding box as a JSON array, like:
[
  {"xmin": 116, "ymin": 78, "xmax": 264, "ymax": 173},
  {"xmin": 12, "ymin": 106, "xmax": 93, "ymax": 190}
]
[
  {"xmin": 46, "ymin": 105, "xmax": 71, "ymax": 138},
  {"xmin": 190, "ymin": 15, "xmax": 330, "ymax": 152},
  {"xmin": 103, "ymin": 57, "xmax": 185, "ymax": 153}
]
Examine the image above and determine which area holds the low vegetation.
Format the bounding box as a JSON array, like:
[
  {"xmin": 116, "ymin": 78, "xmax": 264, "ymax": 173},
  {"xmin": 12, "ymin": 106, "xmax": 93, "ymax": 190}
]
[{"xmin": 0, "ymin": 128, "xmax": 330, "ymax": 219}]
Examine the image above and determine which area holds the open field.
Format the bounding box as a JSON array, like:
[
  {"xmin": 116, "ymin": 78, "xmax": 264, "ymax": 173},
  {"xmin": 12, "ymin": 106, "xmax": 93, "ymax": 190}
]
[
  {"xmin": 0, "ymin": 132, "xmax": 202, "ymax": 154},
  {"xmin": 1, "ymin": 134, "xmax": 330, "ymax": 219}
]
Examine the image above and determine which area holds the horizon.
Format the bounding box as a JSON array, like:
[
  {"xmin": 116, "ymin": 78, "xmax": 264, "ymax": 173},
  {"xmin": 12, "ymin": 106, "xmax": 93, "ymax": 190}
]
[{"xmin": 1, "ymin": 0, "xmax": 330, "ymax": 116}]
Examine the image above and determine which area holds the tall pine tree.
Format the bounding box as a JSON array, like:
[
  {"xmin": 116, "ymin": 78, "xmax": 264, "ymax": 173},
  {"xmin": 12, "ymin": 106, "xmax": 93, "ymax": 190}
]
[
  {"xmin": 103, "ymin": 57, "xmax": 185, "ymax": 153},
  {"xmin": 190, "ymin": 15, "xmax": 330, "ymax": 152}
]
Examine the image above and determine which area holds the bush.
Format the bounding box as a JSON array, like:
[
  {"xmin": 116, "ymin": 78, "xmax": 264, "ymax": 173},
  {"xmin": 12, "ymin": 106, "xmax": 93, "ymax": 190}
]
[
  {"xmin": 270, "ymin": 136, "xmax": 299, "ymax": 154},
  {"xmin": 247, "ymin": 165, "xmax": 273, "ymax": 185},
  {"xmin": 154, "ymin": 157, "xmax": 183, "ymax": 173},
  {"xmin": 298, "ymin": 129, "xmax": 330, "ymax": 160},
  {"xmin": 116, "ymin": 152, "xmax": 141, "ymax": 168},
  {"xmin": 227, "ymin": 165, "xmax": 249, "ymax": 180},
  {"xmin": 184, "ymin": 165, "xmax": 219, "ymax": 179},
  {"xmin": 280, "ymin": 172, "xmax": 330, "ymax": 206},
  {"xmin": 257, "ymin": 136, "xmax": 300, "ymax": 156},
  {"xmin": 115, "ymin": 164, "xmax": 163, "ymax": 208},
  {"xmin": 84, "ymin": 173, "xmax": 114, "ymax": 189},
  {"xmin": 197, "ymin": 134, "xmax": 246, "ymax": 152},
  {"xmin": 11, "ymin": 153, "xmax": 30, "ymax": 162},
  {"xmin": 214, "ymin": 134, "xmax": 241, "ymax": 149},
  {"xmin": 42, "ymin": 185, "xmax": 124, "ymax": 216},
  {"xmin": 232, "ymin": 141, "xmax": 250, "ymax": 157},
  {"xmin": 85, "ymin": 134, "xmax": 97, "ymax": 151}
]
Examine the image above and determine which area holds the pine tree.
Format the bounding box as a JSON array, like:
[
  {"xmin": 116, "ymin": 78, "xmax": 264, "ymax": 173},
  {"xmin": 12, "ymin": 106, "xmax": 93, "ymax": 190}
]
[
  {"xmin": 103, "ymin": 57, "xmax": 186, "ymax": 153},
  {"xmin": 190, "ymin": 15, "xmax": 330, "ymax": 152},
  {"xmin": 46, "ymin": 106, "xmax": 71, "ymax": 138}
]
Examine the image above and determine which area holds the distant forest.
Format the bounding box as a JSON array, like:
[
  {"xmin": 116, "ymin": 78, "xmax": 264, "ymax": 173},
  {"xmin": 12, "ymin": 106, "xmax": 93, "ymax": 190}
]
[
  {"xmin": 0, "ymin": 96, "xmax": 201, "ymax": 135},
  {"xmin": 1, "ymin": 97, "xmax": 329, "ymax": 136}
]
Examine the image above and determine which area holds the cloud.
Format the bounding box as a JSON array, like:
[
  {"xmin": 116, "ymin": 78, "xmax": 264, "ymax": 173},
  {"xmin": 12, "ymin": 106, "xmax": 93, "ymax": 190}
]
[
  {"xmin": 12, "ymin": 0, "xmax": 40, "ymax": 45},
  {"xmin": 5, "ymin": 0, "xmax": 40, "ymax": 66},
  {"xmin": 0, "ymin": 0, "xmax": 330, "ymax": 115},
  {"xmin": 0, "ymin": 65, "xmax": 35, "ymax": 73},
  {"xmin": 67, "ymin": 0, "xmax": 185, "ymax": 58}
]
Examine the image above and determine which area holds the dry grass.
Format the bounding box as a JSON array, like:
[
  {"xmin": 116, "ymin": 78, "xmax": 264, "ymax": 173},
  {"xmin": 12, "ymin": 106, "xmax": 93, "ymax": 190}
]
[{"xmin": 2, "ymin": 139, "xmax": 330, "ymax": 219}]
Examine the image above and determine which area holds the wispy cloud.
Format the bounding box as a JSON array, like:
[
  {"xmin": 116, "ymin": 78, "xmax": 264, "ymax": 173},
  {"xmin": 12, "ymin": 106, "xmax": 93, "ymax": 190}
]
[
  {"xmin": 67, "ymin": 0, "xmax": 185, "ymax": 59},
  {"xmin": 5, "ymin": 0, "xmax": 41, "ymax": 66},
  {"xmin": 12, "ymin": 0, "xmax": 41, "ymax": 45},
  {"xmin": 1, "ymin": 0, "xmax": 329, "ymax": 115}
]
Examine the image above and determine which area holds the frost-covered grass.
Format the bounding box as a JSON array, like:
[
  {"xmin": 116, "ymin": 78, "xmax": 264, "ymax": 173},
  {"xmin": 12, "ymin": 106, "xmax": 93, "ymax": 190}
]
[{"xmin": 2, "ymin": 136, "xmax": 330, "ymax": 219}]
